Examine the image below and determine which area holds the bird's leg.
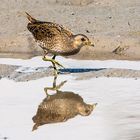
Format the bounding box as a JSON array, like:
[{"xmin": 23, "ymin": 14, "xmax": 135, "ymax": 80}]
[
  {"xmin": 52, "ymin": 55, "xmax": 56, "ymax": 60},
  {"xmin": 42, "ymin": 56, "xmax": 64, "ymax": 68},
  {"xmin": 52, "ymin": 61, "xmax": 58, "ymax": 76},
  {"xmin": 51, "ymin": 55, "xmax": 59, "ymax": 76},
  {"xmin": 46, "ymin": 80, "xmax": 67, "ymax": 92},
  {"xmin": 53, "ymin": 75, "xmax": 57, "ymax": 88},
  {"xmin": 44, "ymin": 75, "xmax": 57, "ymax": 96},
  {"xmin": 51, "ymin": 55, "xmax": 64, "ymax": 68},
  {"xmin": 42, "ymin": 56, "xmax": 57, "ymax": 75},
  {"xmin": 42, "ymin": 55, "xmax": 64, "ymax": 75},
  {"xmin": 44, "ymin": 75, "xmax": 67, "ymax": 95}
]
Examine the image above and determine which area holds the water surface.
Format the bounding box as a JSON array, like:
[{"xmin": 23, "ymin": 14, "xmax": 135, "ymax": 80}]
[{"xmin": 0, "ymin": 75, "xmax": 140, "ymax": 140}]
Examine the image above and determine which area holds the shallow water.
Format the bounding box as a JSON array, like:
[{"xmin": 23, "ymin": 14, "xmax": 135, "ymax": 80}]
[
  {"xmin": 0, "ymin": 74, "xmax": 140, "ymax": 140},
  {"xmin": 0, "ymin": 56, "xmax": 140, "ymax": 70}
]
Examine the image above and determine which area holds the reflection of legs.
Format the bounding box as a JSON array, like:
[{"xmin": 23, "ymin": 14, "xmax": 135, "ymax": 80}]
[
  {"xmin": 53, "ymin": 75, "xmax": 57, "ymax": 88},
  {"xmin": 42, "ymin": 55, "xmax": 64, "ymax": 75},
  {"xmin": 44, "ymin": 75, "xmax": 67, "ymax": 96}
]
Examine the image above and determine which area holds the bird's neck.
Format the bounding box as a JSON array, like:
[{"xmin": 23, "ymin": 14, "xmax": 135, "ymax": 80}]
[{"xmin": 73, "ymin": 43, "xmax": 83, "ymax": 50}]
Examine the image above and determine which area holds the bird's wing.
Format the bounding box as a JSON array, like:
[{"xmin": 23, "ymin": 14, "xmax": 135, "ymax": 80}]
[
  {"xmin": 26, "ymin": 12, "xmax": 73, "ymax": 39},
  {"xmin": 27, "ymin": 22, "xmax": 74, "ymax": 53},
  {"xmin": 58, "ymin": 24, "xmax": 74, "ymax": 37},
  {"xmin": 27, "ymin": 22, "xmax": 73, "ymax": 41}
]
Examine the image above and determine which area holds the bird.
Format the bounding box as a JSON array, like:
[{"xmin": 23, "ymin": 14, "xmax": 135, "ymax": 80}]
[
  {"xmin": 25, "ymin": 12, "xmax": 94, "ymax": 75},
  {"xmin": 32, "ymin": 76, "xmax": 97, "ymax": 131}
]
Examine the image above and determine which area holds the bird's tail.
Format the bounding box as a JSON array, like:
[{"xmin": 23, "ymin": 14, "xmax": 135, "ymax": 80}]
[{"xmin": 25, "ymin": 12, "xmax": 37, "ymax": 23}]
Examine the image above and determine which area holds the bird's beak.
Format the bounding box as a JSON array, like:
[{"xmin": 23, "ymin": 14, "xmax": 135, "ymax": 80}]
[
  {"xmin": 92, "ymin": 103, "xmax": 98, "ymax": 109},
  {"xmin": 86, "ymin": 41, "xmax": 94, "ymax": 47}
]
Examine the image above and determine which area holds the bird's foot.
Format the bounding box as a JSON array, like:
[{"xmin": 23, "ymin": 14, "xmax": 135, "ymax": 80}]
[
  {"xmin": 42, "ymin": 57, "xmax": 50, "ymax": 61},
  {"xmin": 44, "ymin": 80, "xmax": 67, "ymax": 92}
]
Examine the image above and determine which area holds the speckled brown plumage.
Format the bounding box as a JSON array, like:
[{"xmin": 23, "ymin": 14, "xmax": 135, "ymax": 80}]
[
  {"xmin": 32, "ymin": 77, "xmax": 97, "ymax": 131},
  {"xmin": 32, "ymin": 91, "xmax": 95, "ymax": 131},
  {"xmin": 26, "ymin": 12, "xmax": 93, "ymax": 56},
  {"xmin": 27, "ymin": 22, "xmax": 75, "ymax": 55},
  {"xmin": 26, "ymin": 12, "xmax": 94, "ymax": 74}
]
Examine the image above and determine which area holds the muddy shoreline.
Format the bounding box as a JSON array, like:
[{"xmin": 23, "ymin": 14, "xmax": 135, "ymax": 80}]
[
  {"xmin": 0, "ymin": 0, "xmax": 139, "ymax": 61},
  {"xmin": 0, "ymin": 63, "xmax": 140, "ymax": 82}
]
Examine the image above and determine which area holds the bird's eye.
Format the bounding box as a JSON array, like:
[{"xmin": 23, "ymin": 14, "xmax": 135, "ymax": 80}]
[{"xmin": 81, "ymin": 38, "xmax": 86, "ymax": 41}]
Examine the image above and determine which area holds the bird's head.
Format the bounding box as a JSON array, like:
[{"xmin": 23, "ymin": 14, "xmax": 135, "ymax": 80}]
[
  {"xmin": 72, "ymin": 34, "xmax": 94, "ymax": 48},
  {"xmin": 78, "ymin": 103, "xmax": 97, "ymax": 116}
]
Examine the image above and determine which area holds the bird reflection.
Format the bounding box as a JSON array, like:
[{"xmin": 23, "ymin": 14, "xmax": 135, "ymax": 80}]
[{"xmin": 32, "ymin": 76, "xmax": 97, "ymax": 131}]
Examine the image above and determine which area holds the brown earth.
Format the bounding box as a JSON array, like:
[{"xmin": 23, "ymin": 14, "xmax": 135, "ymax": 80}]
[
  {"xmin": 0, "ymin": 64, "xmax": 139, "ymax": 82},
  {"xmin": 0, "ymin": 0, "xmax": 139, "ymax": 60}
]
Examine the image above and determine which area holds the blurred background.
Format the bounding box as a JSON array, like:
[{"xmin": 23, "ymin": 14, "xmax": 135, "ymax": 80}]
[{"xmin": 0, "ymin": 0, "xmax": 139, "ymax": 59}]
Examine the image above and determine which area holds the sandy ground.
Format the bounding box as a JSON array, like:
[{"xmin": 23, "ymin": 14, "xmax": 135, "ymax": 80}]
[{"xmin": 0, "ymin": 0, "xmax": 140, "ymax": 60}]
